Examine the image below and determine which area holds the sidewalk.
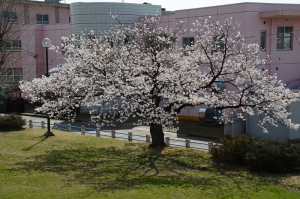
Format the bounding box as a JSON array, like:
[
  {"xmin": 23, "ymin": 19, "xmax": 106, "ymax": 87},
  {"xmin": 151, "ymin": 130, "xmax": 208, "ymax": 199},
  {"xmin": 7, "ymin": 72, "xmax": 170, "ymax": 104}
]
[{"xmin": 19, "ymin": 113, "xmax": 224, "ymax": 143}]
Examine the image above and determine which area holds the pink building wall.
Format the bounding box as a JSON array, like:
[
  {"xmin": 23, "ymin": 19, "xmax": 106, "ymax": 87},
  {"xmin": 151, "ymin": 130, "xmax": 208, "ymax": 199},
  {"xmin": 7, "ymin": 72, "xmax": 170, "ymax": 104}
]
[
  {"xmin": 18, "ymin": 1, "xmax": 71, "ymax": 80},
  {"xmin": 23, "ymin": 1, "xmax": 70, "ymax": 25},
  {"xmin": 159, "ymin": 3, "xmax": 300, "ymax": 120},
  {"xmin": 34, "ymin": 24, "xmax": 71, "ymax": 78}
]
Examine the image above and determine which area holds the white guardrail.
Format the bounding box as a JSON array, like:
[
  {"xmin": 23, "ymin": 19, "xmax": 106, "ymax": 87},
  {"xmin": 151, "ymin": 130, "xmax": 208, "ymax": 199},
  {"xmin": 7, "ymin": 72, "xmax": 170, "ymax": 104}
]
[{"xmin": 26, "ymin": 119, "xmax": 214, "ymax": 152}]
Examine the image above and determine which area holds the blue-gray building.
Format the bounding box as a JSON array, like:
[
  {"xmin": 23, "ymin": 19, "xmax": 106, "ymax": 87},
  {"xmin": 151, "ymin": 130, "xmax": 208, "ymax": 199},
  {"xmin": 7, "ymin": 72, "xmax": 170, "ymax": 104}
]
[{"xmin": 70, "ymin": 2, "xmax": 162, "ymax": 35}]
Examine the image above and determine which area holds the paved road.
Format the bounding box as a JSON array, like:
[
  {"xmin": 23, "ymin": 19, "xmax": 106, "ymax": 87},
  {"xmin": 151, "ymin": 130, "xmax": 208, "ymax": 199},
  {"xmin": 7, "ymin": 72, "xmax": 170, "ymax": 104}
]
[{"xmin": 21, "ymin": 115, "xmax": 213, "ymax": 151}]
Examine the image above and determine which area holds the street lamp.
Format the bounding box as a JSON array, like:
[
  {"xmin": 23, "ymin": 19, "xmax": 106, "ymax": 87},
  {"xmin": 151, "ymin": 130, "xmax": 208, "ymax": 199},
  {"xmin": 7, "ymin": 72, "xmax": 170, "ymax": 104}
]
[{"xmin": 42, "ymin": 37, "xmax": 54, "ymax": 136}]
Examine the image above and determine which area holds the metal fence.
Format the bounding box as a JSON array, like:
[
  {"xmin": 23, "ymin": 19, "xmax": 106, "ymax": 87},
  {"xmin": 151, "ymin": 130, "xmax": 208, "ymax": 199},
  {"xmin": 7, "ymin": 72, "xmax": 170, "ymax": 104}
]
[{"xmin": 26, "ymin": 120, "xmax": 212, "ymax": 152}]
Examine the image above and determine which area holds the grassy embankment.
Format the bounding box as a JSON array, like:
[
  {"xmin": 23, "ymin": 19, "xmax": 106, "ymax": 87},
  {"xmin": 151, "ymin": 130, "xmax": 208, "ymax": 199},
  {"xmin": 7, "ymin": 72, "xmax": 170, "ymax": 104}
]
[{"xmin": 1, "ymin": 128, "xmax": 300, "ymax": 199}]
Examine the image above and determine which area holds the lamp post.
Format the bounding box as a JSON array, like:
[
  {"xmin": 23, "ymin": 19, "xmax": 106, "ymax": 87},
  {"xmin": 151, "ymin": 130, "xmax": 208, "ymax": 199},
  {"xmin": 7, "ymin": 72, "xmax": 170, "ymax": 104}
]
[{"xmin": 42, "ymin": 38, "xmax": 54, "ymax": 136}]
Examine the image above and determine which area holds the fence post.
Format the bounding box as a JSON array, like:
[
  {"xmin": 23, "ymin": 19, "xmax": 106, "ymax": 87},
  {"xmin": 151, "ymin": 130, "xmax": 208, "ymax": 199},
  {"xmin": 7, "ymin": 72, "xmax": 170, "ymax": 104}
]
[
  {"xmin": 185, "ymin": 139, "xmax": 190, "ymax": 148},
  {"xmin": 146, "ymin": 134, "xmax": 150, "ymax": 143},
  {"xmin": 165, "ymin": 137, "xmax": 170, "ymax": 146},
  {"xmin": 67, "ymin": 124, "xmax": 71, "ymax": 132},
  {"xmin": 29, "ymin": 120, "xmax": 33, "ymax": 128},
  {"xmin": 128, "ymin": 132, "xmax": 132, "ymax": 141},
  {"xmin": 54, "ymin": 123, "xmax": 58, "ymax": 130},
  {"xmin": 96, "ymin": 128, "xmax": 100, "ymax": 137},
  {"xmin": 208, "ymin": 142, "xmax": 213, "ymax": 153},
  {"xmin": 111, "ymin": 130, "xmax": 115, "ymax": 138},
  {"xmin": 41, "ymin": 121, "xmax": 45, "ymax": 129},
  {"xmin": 80, "ymin": 125, "xmax": 85, "ymax": 135}
]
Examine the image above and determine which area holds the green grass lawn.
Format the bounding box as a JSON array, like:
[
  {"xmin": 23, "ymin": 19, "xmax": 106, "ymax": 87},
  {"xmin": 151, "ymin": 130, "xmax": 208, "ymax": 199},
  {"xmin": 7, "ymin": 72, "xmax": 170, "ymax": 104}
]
[{"xmin": 1, "ymin": 128, "xmax": 300, "ymax": 199}]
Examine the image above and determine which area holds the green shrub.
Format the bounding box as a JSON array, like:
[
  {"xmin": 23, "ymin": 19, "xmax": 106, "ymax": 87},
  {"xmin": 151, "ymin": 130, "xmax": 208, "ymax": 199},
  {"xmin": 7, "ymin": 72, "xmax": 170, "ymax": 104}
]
[
  {"xmin": 211, "ymin": 133, "xmax": 300, "ymax": 173},
  {"xmin": 0, "ymin": 114, "xmax": 26, "ymax": 131},
  {"xmin": 210, "ymin": 134, "xmax": 256, "ymax": 165},
  {"xmin": 245, "ymin": 139, "xmax": 300, "ymax": 173}
]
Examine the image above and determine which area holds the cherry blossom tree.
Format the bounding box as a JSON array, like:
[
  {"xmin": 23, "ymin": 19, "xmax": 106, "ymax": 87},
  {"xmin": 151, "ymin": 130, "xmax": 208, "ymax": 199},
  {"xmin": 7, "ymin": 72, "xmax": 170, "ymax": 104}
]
[{"xmin": 21, "ymin": 17, "xmax": 300, "ymax": 147}]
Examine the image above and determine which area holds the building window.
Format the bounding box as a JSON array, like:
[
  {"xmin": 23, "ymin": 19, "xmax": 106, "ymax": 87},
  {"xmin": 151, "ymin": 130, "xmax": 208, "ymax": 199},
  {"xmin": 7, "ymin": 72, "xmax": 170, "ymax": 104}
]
[
  {"xmin": 0, "ymin": 40, "xmax": 22, "ymax": 51},
  {"xmin": 183, "ymin": 37, "xmax": 194, "ymax": 48},
  {"xmin": 277, "ymin": 27, "xmax": 293, "ymax": 50},
  {"xmin": 0, "ymin": 68, "xmax": 22, "ymax": 82},
  {"xmin": 107, "ymin": 38, "xmax": 114, "ymax": 48},
  {"xmin": 3, "ymin": 11, "xmax": 17, "ymax": 23},
  {"xmin": 36, "ymin": 14, "xmax": 49, "ymax": 24},
  {"xmin": 260, "ymin": 30, "xmax": 266, "ymax": 51},
  {"xmin": 146, "ymin": 33, "xmax": 175, "ymax": 51},
  {"xmin": 183, "ymin": 37, "xmax": 194, "ymax": 55},
  {"xmin": 212, "ymin": 35, "xmax": 225, "ymax": 53}
]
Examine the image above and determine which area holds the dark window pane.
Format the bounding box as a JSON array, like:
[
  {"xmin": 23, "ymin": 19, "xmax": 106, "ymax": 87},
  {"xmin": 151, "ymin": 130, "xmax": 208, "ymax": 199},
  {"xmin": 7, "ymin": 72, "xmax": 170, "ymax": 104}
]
[
  {"xmin": 4, "ymin": 11, "xmax": 17, "ymax": 23},
  {"xmin": 5, "ymin": 41, "xmax": 12, "ymax": 47},
  {"xmin": 36, "ymin": 14, "xmax": 42, "ymax": 21},
  {"xmin": 14, "ymin": 68, "xmax": 22, "ymax": 75},
  {"xmin": 43, "ymin": 15, "xmax": 49, "ymax": 21},
  {"xmin": 12, "ymin": 41, "xmax": 19, "ymax": 47},
  {"xmin": 36, "ymin": 14, "xmax": 49, "ymax": 24},
  {"xmin": 6, "ymin": 76, "xmax": 13, "ymax": 82},
  {"xmin": 284, "ymin": 35, "xmax": 291, "ymax": 49},
  {"xmin": 183, "ymin": 37, "xmax": 194, "ymax": 56},
  {"xmin": 260, "ymin": 31, "xmax": 266, "ymax": 50},
  {"xmin": 285, "ymin": 27, "xmax": 292, "ymax": 33},
  {"xmin": 7, "ymin": 69, "xmax": 13, "ymax": 75},
  {"xmin": 3, "ymin": 12, "xmax": 9, "ymax": 19},
  {"xmin": 189, "ymin": 38, "xmax": 194, "ymax": 45},
  {"xmin": 277, "ymin": 39, "xmax": 284, "ymax": 49},
  {"xmin": 277, "ymin": 27, "xmax": 284, "ymax": 34},
  {"xmin": 183, "ymin": 37, "xmax": 194, "ymax": 47},
  {"xmin": 14, "ymin": 76, "xmax": 21, "ymax": 81},
  {"xmin": 277, "ymin": 27, "xmax": 292, "ymax": 50},
  {"xmin": 183, "ymin": 38, "xmax": 189, "ymax": 47}
]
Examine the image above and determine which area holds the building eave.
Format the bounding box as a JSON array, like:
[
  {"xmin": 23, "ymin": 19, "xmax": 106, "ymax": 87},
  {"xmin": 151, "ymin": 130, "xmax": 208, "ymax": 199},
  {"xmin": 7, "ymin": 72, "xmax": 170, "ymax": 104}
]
[{"xmin": 260, "ymin": 10, "xmax": 300, "ymax": 18}]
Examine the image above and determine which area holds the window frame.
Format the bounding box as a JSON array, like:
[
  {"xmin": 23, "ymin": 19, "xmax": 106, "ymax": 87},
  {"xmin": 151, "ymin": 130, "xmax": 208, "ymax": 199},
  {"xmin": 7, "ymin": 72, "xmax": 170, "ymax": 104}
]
[
  {"xmin": 260, "ymin": 30, "xmax": 267, "ymax": 51},
  {"xmin": 0, "ymin": 68, "xmax": 22, "ymax": 82},
  {"xmin": 277, "ymin": 26, "xmax": 293, "ymax": 50},
  {"xmin": 0, "ymin": 40, "xmax": 22, "ymax": 51},
  {"xmin": 212, "ymin": 35, "xmax": 225, "ymax": 54},
  {"xmin": 36, "ymin": 14, "xmax": 49, "ymax": 25},
  {"xmin": 182, "ymin": 37, "xmax": 194, "ymax": 48},
  {"xmin": 182, "ymin": 37, "xmax": 194, "ymax": 56},
  {"xmin": 3, "ymin": 11, "xmax": 18, "ymax": 23}
]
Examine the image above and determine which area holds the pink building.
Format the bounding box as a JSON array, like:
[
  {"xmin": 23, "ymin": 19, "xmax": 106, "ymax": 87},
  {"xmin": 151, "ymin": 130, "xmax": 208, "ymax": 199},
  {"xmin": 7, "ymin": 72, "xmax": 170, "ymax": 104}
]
[
  {"xmin": 23, "ymin": 1, "xmax": 71, "ymax": 80},
  {"xmin": 158, "ymin": 2, "xmax": 300, "ymax": 121},
  {"xmin": 1, "ymin": 0, "xmax": 70, "ymax": 96},
  {"xmin": 32, "ymin": 23, "xmax": 70, "ymax": 79}
]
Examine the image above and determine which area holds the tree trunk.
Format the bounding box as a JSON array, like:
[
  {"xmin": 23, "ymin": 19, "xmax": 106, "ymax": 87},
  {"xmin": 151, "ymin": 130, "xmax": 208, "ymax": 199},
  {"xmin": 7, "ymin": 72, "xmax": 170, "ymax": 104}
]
[{"xmin": 149, "ymin": 123, "xmax": 166, "ymax": 148}]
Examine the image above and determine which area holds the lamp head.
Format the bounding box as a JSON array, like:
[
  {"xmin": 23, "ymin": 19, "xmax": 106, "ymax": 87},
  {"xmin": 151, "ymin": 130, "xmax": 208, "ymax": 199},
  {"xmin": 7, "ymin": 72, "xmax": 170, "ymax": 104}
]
[{"xmin": 42, "ymin": 38, "xmax": 51, "ymax": 48}]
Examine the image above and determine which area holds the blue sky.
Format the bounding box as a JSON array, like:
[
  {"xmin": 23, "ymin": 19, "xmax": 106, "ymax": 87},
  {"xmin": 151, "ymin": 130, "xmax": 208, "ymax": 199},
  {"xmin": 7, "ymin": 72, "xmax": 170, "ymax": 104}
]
[{"xmin": 64, "ymin": 0, "xmax": 300, "ymax": 11}]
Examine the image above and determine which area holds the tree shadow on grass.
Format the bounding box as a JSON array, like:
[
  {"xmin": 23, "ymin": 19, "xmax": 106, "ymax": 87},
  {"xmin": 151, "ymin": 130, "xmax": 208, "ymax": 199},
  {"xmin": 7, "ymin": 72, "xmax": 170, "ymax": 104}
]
[
  {"xmin": 16, "ymin": 144, "xmax": 225, "ymax": 192},
  {"xmin": 22, "ymin": 136, "xmax": 49, "ymax": 151}
]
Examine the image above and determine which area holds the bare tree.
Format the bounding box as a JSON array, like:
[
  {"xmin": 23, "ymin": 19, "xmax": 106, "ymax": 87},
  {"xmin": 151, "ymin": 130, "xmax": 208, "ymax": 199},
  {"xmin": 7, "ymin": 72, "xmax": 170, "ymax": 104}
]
[{"xmin": 0, "ymin": 0, "xmax": 39, "ymax": 97}]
